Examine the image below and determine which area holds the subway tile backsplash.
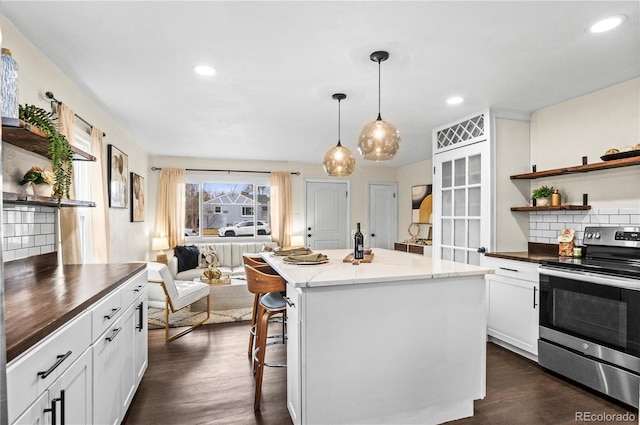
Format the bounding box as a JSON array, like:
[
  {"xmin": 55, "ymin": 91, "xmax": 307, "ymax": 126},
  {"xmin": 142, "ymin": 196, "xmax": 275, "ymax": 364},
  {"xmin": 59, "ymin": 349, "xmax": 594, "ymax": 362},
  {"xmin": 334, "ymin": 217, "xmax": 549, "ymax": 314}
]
[
  {"xmin": 3, "ymin": 204, "xmax": 57, "ymax": 262},
  {"xmin": 529, "ymin": 208, "xmax": 640, "ymax": 245}
]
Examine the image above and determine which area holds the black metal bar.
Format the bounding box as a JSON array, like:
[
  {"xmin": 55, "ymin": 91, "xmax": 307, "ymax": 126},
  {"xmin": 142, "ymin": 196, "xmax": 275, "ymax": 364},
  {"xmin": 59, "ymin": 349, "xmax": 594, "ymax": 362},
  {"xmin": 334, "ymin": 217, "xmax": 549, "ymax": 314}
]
[
  {"xmin": 37, "ymin": 351, "xmax": 72, "ymax": 379},
  {"xmin": 45, "ymin": 91, "xmax": 106, "ymax": 137},
  {"xmin": 136, "ymin": 301, "xmax": 144, "ymax": 332},
  {"xmin": 150, "ymin": 166, "xmax": 300, "ymax": 175}
]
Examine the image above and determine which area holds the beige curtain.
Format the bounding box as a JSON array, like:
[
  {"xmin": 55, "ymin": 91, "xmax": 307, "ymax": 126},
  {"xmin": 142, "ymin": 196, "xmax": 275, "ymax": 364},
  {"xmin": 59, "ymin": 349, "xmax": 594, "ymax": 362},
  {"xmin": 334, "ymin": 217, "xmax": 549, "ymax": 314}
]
[
  {"xmin": 89, "ymin": 127, "xmax": 109, "ymax": 263},
  {"xmin": 155, "ymin": 168, "xmax": 186, "ymax": 248},
  {"xmin": 57, "ymin": 104, "xmax": 82, "ymax": 264},
  {"xmin": 269, "ymin": 171, "xmax": 293, "ymax": 247}
]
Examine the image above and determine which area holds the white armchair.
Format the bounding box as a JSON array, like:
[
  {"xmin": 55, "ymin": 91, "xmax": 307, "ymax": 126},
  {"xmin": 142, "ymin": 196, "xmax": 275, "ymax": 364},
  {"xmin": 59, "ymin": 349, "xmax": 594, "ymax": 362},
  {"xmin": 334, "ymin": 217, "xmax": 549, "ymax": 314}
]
[{"xmin": 148, "ymin": 263, "xmax": 211, "ymax": 341}]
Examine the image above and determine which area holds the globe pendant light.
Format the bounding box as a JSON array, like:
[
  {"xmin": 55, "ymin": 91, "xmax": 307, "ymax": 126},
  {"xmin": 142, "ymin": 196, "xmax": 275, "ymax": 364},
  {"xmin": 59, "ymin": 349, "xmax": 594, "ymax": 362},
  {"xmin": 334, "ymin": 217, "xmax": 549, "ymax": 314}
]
[
  {"xmin": 358, "ymin": 51, "xmax": 400, "ymax": 161},
  {"xmin": 323, "ymin": 93, "xmax": 356, "ymax": 176}
]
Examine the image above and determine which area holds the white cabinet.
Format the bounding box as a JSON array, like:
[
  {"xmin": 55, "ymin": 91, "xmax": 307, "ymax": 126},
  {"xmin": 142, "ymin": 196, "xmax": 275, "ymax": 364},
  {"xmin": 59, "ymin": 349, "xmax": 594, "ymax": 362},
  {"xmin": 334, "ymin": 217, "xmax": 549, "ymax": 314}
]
[
  {"xmin": 482, "ymin": 256, "xmax": 539, "ymax": 358},
  {"xmin": 92, "ymin": 270, "xmax": 147, "ymax": 425},
  {"xmin": 285, "ymin": 283, "xmax": 301, "ymax": 424}
]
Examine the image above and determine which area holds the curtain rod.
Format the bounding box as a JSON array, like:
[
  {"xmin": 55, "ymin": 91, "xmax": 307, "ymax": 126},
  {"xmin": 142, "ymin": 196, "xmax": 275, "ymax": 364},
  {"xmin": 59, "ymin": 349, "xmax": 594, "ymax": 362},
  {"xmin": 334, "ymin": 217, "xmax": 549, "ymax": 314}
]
[
  {"xmin": 151, "ymin": 166, "xmax": 300, "ymax": 175},
  {"xmin": 45, "ymin": 91, "xmax": 106, "ymax": 137}
]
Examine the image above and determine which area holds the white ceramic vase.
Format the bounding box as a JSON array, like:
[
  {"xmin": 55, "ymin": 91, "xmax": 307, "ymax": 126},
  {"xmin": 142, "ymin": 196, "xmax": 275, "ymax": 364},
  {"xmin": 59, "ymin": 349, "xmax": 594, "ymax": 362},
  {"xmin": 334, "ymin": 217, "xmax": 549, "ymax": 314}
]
[
  {"xmin": 33, "ymin": 183, "xmax": 53, "ymax": 197},
  {"xmin": 536, "ymin": 197, "xmax": 550, "ymax": 207}
]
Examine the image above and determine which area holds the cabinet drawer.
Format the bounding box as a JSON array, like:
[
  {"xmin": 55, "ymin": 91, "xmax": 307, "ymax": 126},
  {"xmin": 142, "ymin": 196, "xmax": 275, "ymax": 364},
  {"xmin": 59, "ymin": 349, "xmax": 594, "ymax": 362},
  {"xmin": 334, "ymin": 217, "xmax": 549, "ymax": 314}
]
[
  {"xmin": 407, "ymin": 245, "xmax": 424, "ymax": 255},
  {"xmin": 7, "ymin": 311, "xmax": 91, "ymax": 424},
  {"xmin": 121, "ymin": 269, "xmax": 147, "ymax": 308},
  {"xmin": 481, "ymin": 256, "xmax": 539, "ymax": 283},
  {"xmin": 91, "ymin": 287, "xmax": 123, "ymax": 343}
]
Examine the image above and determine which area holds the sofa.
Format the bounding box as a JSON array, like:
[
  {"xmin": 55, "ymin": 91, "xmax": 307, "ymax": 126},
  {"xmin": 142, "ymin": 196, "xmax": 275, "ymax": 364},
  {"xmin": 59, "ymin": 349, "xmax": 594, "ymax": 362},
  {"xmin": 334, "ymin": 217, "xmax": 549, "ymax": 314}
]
[{"xmin": 168, "ymin": 242, "xmax": 278, "ymax": 281}]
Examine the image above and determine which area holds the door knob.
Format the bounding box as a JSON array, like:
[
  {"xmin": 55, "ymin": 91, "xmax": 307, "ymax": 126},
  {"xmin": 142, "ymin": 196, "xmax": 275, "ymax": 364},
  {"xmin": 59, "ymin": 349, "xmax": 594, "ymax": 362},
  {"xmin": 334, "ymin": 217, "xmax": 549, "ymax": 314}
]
[
  {"xmin": 371, "ymin": 233, "xmax": 376, "ymax": 237},
  {"xmin": 477, "ymin": 247, "xmax": 486, "ymax": 253},
  {"xmin": 308, "ymin": 227, "xmax": 311, "ymax": 231}
]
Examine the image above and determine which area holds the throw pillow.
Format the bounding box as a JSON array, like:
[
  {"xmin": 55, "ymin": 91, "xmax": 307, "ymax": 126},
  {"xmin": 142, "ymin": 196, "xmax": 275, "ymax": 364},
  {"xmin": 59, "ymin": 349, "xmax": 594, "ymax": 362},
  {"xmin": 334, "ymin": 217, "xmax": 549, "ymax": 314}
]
[
  {"xmin": 198, "ymin": 245, "xmax": 218, "ymax": 268},
  {"xmin": 174, "ymin": 245, "xmax": 200, "ymax": 273}
]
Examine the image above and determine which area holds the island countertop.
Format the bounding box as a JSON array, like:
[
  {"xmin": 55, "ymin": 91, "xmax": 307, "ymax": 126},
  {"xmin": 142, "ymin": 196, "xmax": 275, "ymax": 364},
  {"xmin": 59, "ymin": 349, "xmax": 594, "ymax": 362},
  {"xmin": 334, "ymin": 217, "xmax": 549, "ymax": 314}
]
[{"xmin": 263, "ymin": 248, "xmax": 493, "ymax": 288}]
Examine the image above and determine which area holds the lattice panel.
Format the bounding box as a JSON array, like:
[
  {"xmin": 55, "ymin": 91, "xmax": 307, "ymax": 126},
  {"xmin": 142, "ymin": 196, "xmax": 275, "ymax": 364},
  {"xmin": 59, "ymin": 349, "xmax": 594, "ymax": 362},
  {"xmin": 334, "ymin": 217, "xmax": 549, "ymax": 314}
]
[{"xmin": 436, "ymin": 114, "xmax": 485, "ymax": 150}]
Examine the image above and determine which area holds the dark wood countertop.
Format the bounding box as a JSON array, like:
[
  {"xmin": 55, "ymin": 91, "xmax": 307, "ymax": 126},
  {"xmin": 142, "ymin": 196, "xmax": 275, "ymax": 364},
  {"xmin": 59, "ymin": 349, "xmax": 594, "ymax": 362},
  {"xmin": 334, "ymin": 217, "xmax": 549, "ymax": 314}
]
[
  {"xmin": 4, "ymin": 253, "xmax": 146, "ymax": 362},
  {"xmin": 484, "ymin": 242, "xmax": 560, "ymax": 264}
]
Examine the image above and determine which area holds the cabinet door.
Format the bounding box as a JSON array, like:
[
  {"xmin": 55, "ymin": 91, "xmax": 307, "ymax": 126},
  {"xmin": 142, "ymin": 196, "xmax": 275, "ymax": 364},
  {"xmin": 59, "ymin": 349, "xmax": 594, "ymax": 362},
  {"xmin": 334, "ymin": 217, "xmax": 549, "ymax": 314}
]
[
  {"xmin": 487, "ymin": 274, "xmax": 539, "ymax": 355},
  {"xmin": 285, "ymin": 284, "xmax": 301, "ymax": 425},
  {"xmin": 12, "ymin": 390, "xmax": 49, "ymax": 425},
  {"xmin": 93, "ymin": 316, "xmax": 124, "ymax": 425},
  {"xmin": 134, "ymin": 294, "xmax": 149, "ymax": 385},
  {"xmin": 121, "ymin": 301, "xmax": 137, "ymax": 416},
  {"xmin": 49, "ymin": 348, "xmax": 93, "ymax": 425}
]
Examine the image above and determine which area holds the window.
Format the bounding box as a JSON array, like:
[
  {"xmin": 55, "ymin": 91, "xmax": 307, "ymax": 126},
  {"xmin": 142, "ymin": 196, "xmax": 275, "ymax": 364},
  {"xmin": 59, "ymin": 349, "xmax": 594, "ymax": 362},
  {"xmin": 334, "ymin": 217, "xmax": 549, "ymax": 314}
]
[
  {"xmin": 73, "ymin": 123, "xmax": 93, "ymax": 262},
  {"xmin": 185, "ymin": 176, "xmax": 270, "ymax": 238}
]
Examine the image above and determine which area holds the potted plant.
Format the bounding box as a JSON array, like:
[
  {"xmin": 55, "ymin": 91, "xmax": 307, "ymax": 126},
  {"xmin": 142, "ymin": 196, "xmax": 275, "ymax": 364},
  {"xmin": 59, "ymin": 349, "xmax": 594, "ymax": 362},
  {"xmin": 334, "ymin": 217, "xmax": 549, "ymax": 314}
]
[
  {"xmin": 20, "ymin": 166, "xmax": 55, "ymax": 197},
  {"xmin": 532, "ymin": 185, "xmax": 553, "ymax": 206},
  {"xmin": 18, "ymin": 104, "xmax": 73, "ymax": 205}
]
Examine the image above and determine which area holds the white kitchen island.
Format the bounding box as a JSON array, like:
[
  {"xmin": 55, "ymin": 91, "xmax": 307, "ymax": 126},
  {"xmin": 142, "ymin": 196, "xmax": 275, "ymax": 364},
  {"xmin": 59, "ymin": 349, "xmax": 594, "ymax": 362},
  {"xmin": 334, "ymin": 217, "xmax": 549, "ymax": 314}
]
[{"xmin": 263, "ymin": 248, "xmax": 493, "ymax": 425}]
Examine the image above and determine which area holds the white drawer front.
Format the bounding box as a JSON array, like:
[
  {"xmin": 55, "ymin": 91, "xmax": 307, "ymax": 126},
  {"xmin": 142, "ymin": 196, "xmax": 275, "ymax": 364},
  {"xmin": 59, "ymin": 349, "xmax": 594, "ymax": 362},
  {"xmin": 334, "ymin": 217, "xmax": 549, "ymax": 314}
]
[
  {"xmin": 91, "ymin": 287, "xmax": 123, "ymax": 343},
  {"xmin": 121, "ymin": 269, "xmax": 147, "ymax": 308},
  {"xmin": 7, "ymin": 311, "xmax": 91, "ymax": 424},
  {"xmin": 481, "ymin": 256, "xmax": 539, "ymax": 283}
]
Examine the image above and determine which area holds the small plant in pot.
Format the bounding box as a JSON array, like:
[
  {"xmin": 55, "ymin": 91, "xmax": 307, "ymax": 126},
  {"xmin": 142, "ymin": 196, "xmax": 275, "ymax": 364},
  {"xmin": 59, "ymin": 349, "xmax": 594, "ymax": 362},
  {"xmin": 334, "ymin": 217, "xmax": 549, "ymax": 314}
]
[
  {"xmin": 532, "ymin": 185, "xmax": 554, "ymax": 206},
  {"xmin": 18, "ymin": 104, "xmax": 73, "ymax": 205}
]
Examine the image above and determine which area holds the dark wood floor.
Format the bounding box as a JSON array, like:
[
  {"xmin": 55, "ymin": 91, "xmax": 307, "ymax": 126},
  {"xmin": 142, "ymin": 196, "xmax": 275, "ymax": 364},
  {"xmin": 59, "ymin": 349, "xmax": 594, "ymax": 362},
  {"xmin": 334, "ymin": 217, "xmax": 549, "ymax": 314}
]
[{"xmin": 124, "ymin": 322, "xmax": 638, "ymax": 425}]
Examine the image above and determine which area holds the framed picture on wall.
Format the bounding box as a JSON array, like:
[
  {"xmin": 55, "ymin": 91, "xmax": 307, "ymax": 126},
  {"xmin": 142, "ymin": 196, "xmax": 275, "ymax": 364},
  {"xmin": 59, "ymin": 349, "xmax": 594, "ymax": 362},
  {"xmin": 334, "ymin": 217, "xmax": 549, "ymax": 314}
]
[
  {"xmin": 130, "ymin": 172, "xmax": 145, "ymax": 222},
  {"xmin": 108, "ymin": 144, "xmax": 128, "ymax": 208},
  {"xmin": 411, "ymin": 184, "xmax": 433, "ymax": 223}
]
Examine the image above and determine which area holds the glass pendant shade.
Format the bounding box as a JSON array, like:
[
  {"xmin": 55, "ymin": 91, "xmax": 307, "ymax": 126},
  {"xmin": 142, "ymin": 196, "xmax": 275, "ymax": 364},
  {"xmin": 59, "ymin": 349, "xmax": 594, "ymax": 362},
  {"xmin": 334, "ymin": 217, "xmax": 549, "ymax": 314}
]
[
  {"xmin": 359, "ymin": 50, "xmax": 400, "ymax": 161},
  {"xmin": 323, "ymin": 141, "xmax": 356, "ymax": 176},
  {"xmin": 358, "ymin": 116, "xmax": 401, "ymax": 161}
]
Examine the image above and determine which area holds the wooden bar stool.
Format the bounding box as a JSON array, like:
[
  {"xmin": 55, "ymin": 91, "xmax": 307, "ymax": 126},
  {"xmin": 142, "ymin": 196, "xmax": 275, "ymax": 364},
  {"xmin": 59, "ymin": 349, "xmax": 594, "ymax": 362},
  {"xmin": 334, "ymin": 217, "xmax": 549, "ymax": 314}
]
[
  {"xmin": 244, "ymin": 264, "xmax": 287, "ymax": 410},
  {"xmin": 243, "ymin": 254, "xmax": 271, "ymax": 357}
]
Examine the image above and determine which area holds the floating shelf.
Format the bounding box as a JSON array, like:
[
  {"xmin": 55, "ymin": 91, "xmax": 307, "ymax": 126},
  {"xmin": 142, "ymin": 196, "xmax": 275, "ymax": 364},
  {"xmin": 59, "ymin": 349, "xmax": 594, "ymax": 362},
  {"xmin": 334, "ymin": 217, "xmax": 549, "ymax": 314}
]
[
  {"xmin": 3, "ymin": 192, "xmax": 96, "ymax": 208},
  {"xmin": 511, "ymin": 205, "xmax": 591, "ymax": 212},
  {"xmin": 510, "ymin": 156, "xmax": 640, "ymax": 180},
  {"xmin": 2, "ymin": 121, "xmax": 96, "ymax": 161}
]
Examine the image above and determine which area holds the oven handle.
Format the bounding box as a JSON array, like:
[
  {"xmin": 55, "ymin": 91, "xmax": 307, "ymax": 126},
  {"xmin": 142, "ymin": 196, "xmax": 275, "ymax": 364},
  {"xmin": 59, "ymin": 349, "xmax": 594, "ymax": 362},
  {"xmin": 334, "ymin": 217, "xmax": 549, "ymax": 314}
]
[{"xmin": 538, "ymin": 266, "xmax": 640, "ymax": 291}]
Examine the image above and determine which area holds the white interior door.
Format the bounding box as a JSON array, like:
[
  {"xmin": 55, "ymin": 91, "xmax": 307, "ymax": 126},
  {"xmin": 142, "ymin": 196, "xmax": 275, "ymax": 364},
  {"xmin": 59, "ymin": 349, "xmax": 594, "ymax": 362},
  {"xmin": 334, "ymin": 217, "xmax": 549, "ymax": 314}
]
[
  {"xmin": 368, "ymin": 183, "xmax": 397, "ymax": 249},
  {"xmin": 305, "ymin": 180, "xmax": 349, "ymax": 250},
  {"xmin": 433, "ymin": 111, "xmax": 492, "ymax": 265}
]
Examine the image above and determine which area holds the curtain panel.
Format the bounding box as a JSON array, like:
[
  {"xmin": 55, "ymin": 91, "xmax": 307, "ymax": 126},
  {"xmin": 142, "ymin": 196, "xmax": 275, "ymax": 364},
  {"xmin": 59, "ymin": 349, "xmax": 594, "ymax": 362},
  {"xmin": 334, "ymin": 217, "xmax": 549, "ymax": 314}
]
[
  {"xmin": 155, "ymin": 168, "xmax": 186, "ymax": 248},
  {"xmin": 57, "ymin": 103, "xmax": 82, "ymax": 264},
  {"xmin": 89, "ymin": 127, "xmax": 109, "ymax": 263},
  {"xmin": 269, "ymin": 171, "xmax": 293, "ymax": 247}
]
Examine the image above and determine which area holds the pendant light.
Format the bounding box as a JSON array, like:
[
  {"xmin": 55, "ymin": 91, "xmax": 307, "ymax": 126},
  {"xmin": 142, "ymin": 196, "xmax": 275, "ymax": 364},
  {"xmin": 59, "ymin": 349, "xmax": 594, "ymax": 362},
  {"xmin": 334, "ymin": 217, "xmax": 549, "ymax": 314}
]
[
  {"xmin": 358, "ymin": 51, "xmax": 400, "ymax": 161},
  {"xmin": 323, "ymin": 93, "xmax": 356, "ymax": 176}
]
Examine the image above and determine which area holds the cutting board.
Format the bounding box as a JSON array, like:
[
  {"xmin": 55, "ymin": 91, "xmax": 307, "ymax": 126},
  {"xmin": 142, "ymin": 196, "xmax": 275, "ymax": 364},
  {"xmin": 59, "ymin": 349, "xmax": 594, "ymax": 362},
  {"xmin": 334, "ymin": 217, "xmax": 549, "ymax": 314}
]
[{"xmin": 343, "ymin": 253, "xmax": 374, "ymax": 263}]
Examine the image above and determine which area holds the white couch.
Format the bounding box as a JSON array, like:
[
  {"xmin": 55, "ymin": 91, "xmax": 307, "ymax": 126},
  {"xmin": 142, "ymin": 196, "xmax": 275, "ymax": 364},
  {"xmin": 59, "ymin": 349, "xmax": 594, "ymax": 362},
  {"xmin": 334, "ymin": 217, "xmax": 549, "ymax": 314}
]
[{"xmin": 168, "ymin": 242, "xmax": 277, "ymax": 281}]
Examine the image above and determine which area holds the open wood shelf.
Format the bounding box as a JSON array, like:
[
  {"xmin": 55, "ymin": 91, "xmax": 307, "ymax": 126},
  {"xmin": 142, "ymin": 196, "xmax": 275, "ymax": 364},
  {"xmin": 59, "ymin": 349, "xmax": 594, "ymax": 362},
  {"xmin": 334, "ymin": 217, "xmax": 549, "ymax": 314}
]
[
  {"xmin": 3, "ymin": 192, "xmax": 96, "ymax": 208},
  {"xmin": 511, "ymin": 205, "xmax": 591, "ymax": 212},
  {"xmin": 510, "ymin": 156, "xmax": 640, "ymax": 180},
  {"xmin": 2, "ymin": 121, "xmax": 96, "ymax": 161}
]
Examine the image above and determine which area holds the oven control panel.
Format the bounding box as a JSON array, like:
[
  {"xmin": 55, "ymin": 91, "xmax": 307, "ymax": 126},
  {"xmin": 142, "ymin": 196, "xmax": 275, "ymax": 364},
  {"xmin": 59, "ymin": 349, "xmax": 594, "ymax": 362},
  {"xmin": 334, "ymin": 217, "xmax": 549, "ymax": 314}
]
[{"xmin": 584, "ymin": 226, "xmax": 640, "ymax": 247}]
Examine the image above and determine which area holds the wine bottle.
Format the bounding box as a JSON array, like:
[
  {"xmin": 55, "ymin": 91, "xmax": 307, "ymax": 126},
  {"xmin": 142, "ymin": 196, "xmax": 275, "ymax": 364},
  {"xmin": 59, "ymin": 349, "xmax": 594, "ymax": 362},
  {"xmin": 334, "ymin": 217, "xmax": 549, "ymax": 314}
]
[{"xmin": 354, "ymin": 223, "xmax": 364, "ymax": 259}]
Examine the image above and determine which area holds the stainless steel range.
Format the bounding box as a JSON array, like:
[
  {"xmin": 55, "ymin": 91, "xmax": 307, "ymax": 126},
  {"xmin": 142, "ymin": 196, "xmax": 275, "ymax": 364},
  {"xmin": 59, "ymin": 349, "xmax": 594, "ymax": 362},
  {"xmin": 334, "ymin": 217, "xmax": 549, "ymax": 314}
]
[{"xmin": 538, "ymin": 226, "xmax": 640, "ymax": 408}]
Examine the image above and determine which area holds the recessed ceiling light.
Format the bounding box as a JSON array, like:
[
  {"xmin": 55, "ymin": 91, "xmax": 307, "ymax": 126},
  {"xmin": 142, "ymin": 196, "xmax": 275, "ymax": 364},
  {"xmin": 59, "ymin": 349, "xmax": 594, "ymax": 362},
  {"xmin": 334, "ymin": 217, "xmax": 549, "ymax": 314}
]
[
  {"xmin": 589, "ymin": 15, "xmax": 626, "ymax": 33},
  {"xmin": 446, "ymin": 96, "xmax": 464, "ymax": 105},
  {"xmin": 194, "ymin": 65, "xmax": 216, "ymax": 76}
]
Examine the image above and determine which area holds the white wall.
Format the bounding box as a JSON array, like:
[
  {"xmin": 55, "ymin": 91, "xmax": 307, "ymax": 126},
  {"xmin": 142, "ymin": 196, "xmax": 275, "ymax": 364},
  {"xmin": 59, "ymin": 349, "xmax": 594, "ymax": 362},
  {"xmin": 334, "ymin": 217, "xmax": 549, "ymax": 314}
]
[
  {"xmin": 529, "ymin": 77, "xmax": 640, "ymax": 210},
  {"xmin": 147, "ymin": 155, "xmax": 397, "ymax": 250},
  {"xmin": 1, "ymin": 17, "xmax": 151, "ymax": 263}
]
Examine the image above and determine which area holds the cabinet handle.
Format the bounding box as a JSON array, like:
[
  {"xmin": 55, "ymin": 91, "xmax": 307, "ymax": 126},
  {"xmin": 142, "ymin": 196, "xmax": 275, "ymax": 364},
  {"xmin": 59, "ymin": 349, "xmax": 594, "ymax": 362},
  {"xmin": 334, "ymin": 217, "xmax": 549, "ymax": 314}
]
[
  {"xmin": 44, "ymin": 397, "xmax": 60, "ymax": 425},
  {"xmin": 38, "ymin": 350, "xmax": 72, "ymax": 379},
  {"xmin": 106, "ymin": 327, "xmax": 122, "ymax": 342},
  {"xmin": 134, "ymin": 284, "xmax": 144, "ymax": 292},
  {"xmin": 60, "ymin": 390, "xmax": 66, "ymax": 425},
  {"xmin": 136, "ymin": 301, "xmax": 144, "ymax": 332},
  {"xmin": 104, "ymin": 307, "xmax": 121, "ymax": 320},
  {"xmin": 533, "ymin": 287, "xmax": 538, "ymax": 309},
  {"xmin": 285, "ymin": 296, "xmax": 295, "ymax": 308},
  {"xmin": 499, "ymin": 267, "xmax": 519, "ymax": 272}
]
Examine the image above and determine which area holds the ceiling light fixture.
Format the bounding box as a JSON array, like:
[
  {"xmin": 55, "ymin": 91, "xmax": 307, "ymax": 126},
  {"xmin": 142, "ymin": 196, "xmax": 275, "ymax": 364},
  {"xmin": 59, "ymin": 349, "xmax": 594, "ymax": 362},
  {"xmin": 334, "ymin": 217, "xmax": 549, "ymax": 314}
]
[
  {"xmin": 194, "ymin": 65, "xmax": 216, "ymax": 76},
  {"xmin": 589, "ymin": 15, "xmax": 626, "ymax": 33},
  {"xmin": 323, "ymin": 93, "xmax": 356, "ymax": 177},
  {"xmin": 446, "ymin": 96, "xmax": 464, "ymax": 105},
  {"xmin": 358, "ymin": 51, "xmax": 400, "ymax": 161}
]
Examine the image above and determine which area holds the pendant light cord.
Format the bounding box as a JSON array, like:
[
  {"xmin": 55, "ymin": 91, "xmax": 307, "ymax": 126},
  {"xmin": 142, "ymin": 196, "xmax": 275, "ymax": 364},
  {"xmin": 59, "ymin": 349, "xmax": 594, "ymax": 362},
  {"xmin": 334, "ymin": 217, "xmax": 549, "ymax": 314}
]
[{"xmin": 337, "ymin": 97, "xmax": 342, "ymax": 144}]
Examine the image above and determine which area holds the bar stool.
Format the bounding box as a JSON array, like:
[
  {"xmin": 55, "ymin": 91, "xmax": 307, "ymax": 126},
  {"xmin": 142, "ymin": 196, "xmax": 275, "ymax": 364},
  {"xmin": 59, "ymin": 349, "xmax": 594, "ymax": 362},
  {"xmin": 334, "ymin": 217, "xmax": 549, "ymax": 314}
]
[
  {"xmin": 244, "ymin": 264, "xmax": 287, "ymax": 410},
  {"xmin": 243, "ymin": 254, "xmax": 271, "ymax": 357}
]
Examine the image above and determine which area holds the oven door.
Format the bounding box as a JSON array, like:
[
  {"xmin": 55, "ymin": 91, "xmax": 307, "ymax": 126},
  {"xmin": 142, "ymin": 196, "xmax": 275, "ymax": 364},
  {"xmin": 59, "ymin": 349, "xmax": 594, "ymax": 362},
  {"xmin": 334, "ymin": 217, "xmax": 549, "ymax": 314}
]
[{"xmin": 539, "ymin": 267, "xmax": 640, "ymax": 368}]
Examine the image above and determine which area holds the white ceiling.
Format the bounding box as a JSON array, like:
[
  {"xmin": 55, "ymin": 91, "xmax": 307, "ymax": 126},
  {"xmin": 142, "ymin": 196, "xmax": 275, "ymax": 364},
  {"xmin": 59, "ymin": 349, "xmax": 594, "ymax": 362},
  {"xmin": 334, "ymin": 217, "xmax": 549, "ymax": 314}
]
[{"xmin": 2, "ymin": 1, "xmax": 639, "ymax": 167}]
